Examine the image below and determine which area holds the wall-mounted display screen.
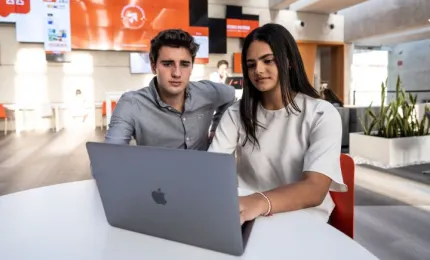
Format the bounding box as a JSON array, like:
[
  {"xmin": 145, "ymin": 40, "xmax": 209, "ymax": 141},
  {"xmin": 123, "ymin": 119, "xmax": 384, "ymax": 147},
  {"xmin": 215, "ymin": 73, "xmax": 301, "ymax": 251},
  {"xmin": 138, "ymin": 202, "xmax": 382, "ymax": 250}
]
[
  {"xmin": 194, "ymin": 34, "xmax": 209, "ymax": 62},
  {"xmin": 69, "ymin": 0, "xmax": 209, "ymax": 62},
  {"xmin": 6, "ymin": 0, "xmax": 209, "ymax": 63},
  {"xmin": 130, "ymin": 52, "xmax": 151, "ymax": 74},
  {"xmin": 226, "ymin": 18, "xmax": 259, "ymax": 38},
  {"xmin": 70, "ymin": 0, "xmax": 189, "ymax": 51},
  {"xmin": 15, "ymin": 0, "xmax": 44, "ymax": 43},
  {"xmin": 225, "ymin": 5, "xmax": 259, "ymax": 38},
  {"xmin": 0, "ymin": 13, "xmax": 16, "ymax": 23},
  {"xmin": 226, "ymin": 76, "xmax": 243, "ymax": 90},
  {"xmin": 70, "ymin": 1, "xmax": 202, "ymax": 50}
]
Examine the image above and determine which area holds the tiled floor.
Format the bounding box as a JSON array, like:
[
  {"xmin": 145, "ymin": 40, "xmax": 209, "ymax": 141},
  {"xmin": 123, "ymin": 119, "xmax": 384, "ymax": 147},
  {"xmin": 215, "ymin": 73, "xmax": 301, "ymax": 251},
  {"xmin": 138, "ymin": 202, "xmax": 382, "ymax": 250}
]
[
  {"xmin": 0, "ymin": 129, "xmax": 429, "ymax": 259},
  {"xmin": 355, "ymin": 204, "xmax": 430, "ymax": 260}
]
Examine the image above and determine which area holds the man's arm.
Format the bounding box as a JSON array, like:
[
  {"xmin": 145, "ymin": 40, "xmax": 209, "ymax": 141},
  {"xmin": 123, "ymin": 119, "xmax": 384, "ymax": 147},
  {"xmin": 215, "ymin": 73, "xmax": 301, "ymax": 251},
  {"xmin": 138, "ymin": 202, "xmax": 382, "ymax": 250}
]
[
  {"xmin": 208, "ymin": 104, "xmax": 239, "ymax": 154},
  {"xmin": 104, "ymin": 92, "xmax": 136, "ymax": 145},
  {"xmin": 208, "ymin": 82, "xmax": 236, "ymax": 133}
]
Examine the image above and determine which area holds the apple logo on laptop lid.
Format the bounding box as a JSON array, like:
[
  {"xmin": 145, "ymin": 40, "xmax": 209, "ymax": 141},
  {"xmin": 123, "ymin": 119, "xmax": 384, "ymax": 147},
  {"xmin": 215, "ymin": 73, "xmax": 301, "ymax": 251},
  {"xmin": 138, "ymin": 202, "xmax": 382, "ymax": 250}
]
[{"xmin": 152, "ymin": 188, "xmax": 167, "ymax": 205}]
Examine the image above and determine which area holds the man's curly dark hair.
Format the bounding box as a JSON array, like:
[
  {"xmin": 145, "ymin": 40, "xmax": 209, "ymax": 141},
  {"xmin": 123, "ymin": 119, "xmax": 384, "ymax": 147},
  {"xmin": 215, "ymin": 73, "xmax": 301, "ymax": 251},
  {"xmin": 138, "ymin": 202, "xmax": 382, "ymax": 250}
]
[{"xmin": 150, "ymin": 29, "xmax": 200, "ymax": 64}]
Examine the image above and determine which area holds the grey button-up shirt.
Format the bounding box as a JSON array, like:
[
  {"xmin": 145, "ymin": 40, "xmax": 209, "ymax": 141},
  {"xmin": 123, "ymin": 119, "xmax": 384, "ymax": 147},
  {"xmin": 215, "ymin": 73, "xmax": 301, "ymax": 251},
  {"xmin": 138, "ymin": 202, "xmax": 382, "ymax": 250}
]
[{"xmin": 104, "ymin": 77, "xmax": 236, "ymax": 150}]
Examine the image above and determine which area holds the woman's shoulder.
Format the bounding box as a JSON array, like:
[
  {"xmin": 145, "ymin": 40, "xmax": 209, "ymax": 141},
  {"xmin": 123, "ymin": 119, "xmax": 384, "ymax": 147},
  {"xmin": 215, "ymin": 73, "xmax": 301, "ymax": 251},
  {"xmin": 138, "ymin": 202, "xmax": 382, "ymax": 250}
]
[
  {"xmin": 298, "ymin": 94, "xmax": 342, "ymax": 130},
  {"xmin": 228, "ymin": 100, "xmax": 240, "ymax": 111},
  {"xmin": 298, "ymin": 93, "xmax": 340, "ymax": 115},
  {"xmin": 222, "ymin": 101, "xmax": 241, "ymax": 123}
]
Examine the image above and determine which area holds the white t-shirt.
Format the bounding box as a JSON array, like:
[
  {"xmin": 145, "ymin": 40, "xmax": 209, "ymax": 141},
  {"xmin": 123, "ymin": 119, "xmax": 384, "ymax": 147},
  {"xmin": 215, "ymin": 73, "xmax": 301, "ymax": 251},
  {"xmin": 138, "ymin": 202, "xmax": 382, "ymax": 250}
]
[
  {"xmin": 209, "ymin": 72, "xmax": 225, "ymax": 84},
  {"xmin": 208, "ymin": 93, "xmax": 347, "ymax": 222}
]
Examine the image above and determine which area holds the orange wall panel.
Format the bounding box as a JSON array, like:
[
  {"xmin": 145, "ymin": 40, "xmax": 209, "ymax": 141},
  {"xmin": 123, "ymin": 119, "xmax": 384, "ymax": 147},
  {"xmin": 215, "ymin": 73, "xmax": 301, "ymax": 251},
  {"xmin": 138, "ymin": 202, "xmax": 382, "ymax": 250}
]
[
  {"xmin": 233, "ymin": 52, "xmax": 242, "ymax": 73},
  {"xmin": 297, "ymin": 43, "xmax": 317, "ymax": 86},
  {"xmin": 0, "ymin": 0, "xmax": 30, "ymax": 17}
]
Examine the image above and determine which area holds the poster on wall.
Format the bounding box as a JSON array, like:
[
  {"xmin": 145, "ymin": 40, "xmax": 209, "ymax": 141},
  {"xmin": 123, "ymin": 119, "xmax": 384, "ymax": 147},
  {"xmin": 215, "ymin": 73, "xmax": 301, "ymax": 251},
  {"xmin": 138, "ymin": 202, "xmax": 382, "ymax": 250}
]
[
  {"xmin": 0, "ymin": 0, "xmax": 30, "ymax": 22},
  {"xmin": 43, "ymin": 0, "xmax": 72, "ymax": 53}
]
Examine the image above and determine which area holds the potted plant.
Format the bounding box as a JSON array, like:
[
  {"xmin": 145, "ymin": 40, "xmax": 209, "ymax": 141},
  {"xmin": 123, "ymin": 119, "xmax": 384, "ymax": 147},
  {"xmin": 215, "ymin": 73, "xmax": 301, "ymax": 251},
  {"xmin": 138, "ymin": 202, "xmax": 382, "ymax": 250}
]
[{"xmin": 349, "ymin": 75, "xmax": 430, "ymax": 167}]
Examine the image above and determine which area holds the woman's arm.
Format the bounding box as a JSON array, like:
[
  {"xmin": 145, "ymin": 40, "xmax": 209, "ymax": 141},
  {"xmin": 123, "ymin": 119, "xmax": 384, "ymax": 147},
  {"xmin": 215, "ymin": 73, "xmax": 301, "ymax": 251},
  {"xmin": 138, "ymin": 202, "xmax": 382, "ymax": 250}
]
[
  {"xmin": 239, "ymin": 103, "xmax": 347, "ymax": 223},
  {"xmin": 240, "ymin": 172, "xmax": 332, "ymax": 223}
]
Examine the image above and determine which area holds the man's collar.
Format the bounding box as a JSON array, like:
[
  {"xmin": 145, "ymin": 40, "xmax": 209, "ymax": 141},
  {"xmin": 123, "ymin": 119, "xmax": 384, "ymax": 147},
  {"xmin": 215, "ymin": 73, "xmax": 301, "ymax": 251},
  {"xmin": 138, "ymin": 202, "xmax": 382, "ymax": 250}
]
[{"xmin": 149, "ymin": 76, "xmax": 192, "ymax": 108}]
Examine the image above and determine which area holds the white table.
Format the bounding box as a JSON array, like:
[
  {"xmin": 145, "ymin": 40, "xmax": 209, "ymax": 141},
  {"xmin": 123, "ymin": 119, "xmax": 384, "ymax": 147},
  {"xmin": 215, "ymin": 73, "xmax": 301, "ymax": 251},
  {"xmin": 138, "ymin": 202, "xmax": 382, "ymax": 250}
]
[
  {"xmin": 3, "ymin": 102, "xmax": 103, "ymax": 133},
  {"xmin": 0, "ymin": 180, "xmax": 378, "ymax": 260},
  {"xmin": 3, "ymin": 103, "xmax": 69, "ymax": 133}
]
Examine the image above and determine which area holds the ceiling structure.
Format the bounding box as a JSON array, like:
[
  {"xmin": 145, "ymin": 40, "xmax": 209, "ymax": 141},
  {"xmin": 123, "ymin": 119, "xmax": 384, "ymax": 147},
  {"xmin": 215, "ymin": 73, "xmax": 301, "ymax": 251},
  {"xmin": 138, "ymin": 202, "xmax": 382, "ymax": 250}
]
[
  {"xmin": 268, "ymin": 0, "xmax": 299, "ymax": 9},
  {"xmin": 270, "ymin": 0, "xmax": 430, "ymax": 46},
  {"xmin": 269, "ymin": 0, "xmax": 368, "ymax": 14},
  {"xmin": 350, "ymin": 27, "xmax": 430, "ymax": 47},
  {"xmin": 339, "ymin": 0, "xmax": 430, "ymax": 46}
]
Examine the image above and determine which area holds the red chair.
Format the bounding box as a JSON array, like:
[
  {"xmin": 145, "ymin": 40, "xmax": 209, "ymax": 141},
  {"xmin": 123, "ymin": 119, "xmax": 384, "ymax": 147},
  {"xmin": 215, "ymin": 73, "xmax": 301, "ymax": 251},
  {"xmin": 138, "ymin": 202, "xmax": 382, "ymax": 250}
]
[
  {"xmin": 329, "ymin": 153, "xmax": 355, "ymax": 239},
  {"xmin": 0, "ymin": 104, "xmax": 15, "ymax": 135}
]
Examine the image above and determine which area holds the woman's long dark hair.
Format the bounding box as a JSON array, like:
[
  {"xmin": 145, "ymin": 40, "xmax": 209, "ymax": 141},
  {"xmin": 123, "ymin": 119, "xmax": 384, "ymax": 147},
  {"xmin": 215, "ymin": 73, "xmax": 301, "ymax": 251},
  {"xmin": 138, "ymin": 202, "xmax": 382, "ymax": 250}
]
[
  {"xmin": 322, "ymin": 88, "xmax": 344, "ymax": 107},
  {"xmin": 239, "ymin": 23, "xmax": 319, "ymax": 148}
]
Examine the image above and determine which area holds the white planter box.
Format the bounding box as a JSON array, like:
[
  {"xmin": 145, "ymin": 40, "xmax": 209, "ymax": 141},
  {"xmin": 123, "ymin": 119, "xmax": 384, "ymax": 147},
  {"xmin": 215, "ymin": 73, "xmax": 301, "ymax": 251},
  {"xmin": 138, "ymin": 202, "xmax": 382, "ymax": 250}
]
[{"xmin": 349, "ymin": 132, "xmax": 430, "ymax": 168}]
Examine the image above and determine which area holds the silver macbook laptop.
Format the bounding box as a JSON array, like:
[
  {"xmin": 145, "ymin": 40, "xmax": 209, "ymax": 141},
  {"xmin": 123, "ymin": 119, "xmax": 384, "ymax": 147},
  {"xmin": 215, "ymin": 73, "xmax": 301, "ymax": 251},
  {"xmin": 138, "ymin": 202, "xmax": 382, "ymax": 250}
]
[{"xmin": 86, "ymin": 142, "xmax": 254, "ymax": 256}]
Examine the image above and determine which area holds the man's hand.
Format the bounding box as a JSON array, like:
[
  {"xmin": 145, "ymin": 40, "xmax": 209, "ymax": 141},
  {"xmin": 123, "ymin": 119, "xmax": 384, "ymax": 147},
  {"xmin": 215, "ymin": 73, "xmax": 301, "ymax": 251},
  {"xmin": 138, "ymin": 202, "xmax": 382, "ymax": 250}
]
[
  {"xmin": 221, "ymin": 70, "xmax": 230, "ymax": 81},
  {"xmin": 221, "ymin": 71, "xmax": 227, "ymax": 79},
  {"xmin": 239, "ymin": 193, "xmax": 269, "ymax": 225}
]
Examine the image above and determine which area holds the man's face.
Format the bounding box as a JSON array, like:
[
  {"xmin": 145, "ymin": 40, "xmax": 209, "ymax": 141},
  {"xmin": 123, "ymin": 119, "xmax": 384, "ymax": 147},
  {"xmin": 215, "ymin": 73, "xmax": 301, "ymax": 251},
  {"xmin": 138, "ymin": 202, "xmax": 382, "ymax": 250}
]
[
  {"xmin": 218, "ymin": 64, "xmax": 228, "ymax": 76},
  {"xmin": 151, "ymin": 46, "xmax": 193, "ymax": 97}
]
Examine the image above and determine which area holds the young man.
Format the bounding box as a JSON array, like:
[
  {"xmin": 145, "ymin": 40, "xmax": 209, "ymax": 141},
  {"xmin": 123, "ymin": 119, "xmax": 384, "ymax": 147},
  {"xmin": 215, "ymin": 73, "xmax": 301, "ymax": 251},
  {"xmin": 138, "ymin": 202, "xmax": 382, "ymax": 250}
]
[
  {"xmin": 105, "ymin": 29, "xmax": 235, "ymax": 150},
  {"xmin": 209, "ymin": 60, "xmax": 231, "ymax": 84}
]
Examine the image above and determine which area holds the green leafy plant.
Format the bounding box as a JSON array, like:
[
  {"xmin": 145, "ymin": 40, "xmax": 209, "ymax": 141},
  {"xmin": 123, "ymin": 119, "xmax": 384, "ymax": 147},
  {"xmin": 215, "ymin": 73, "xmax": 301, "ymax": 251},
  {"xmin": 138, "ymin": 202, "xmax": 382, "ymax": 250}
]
[{"xmin": 360, "ymin": 75, "xmax": 430, "ymax": 138}]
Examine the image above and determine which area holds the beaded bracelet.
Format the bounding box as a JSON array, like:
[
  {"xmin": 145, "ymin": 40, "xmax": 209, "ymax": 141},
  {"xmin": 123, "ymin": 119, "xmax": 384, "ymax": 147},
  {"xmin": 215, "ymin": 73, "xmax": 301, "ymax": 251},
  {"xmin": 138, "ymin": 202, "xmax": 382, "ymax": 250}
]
[{"xmin": 256, "ymin": 191, "xmax": 272, "ymax": 216}]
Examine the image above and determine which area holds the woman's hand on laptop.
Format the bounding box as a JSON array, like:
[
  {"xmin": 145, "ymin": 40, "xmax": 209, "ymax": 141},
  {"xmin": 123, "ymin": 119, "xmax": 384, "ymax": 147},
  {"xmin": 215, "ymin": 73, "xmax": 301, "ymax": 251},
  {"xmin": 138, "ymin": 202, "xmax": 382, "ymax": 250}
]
[{"xmin": 239, "ymin": 194, "xmax": 269, "ymax": 224}]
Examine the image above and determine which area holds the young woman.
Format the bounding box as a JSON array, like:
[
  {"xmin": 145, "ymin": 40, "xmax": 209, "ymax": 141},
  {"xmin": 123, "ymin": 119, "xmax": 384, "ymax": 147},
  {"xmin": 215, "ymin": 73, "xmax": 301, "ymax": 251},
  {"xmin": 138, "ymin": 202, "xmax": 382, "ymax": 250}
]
[{"xmin": 208, "ymin": 23, "xmax": 346, "ymax": 224}]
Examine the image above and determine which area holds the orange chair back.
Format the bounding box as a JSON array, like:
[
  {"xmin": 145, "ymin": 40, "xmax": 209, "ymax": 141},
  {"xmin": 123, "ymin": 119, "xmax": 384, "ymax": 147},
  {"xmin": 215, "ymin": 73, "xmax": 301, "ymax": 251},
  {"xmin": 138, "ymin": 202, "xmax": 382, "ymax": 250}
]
[
  {"xmin": 102, "ymin": 101, "xmax": 117, "ymax": 116},
  {"xmin": 329, "ymin": 153, "xmax": 355, "ymax": 239},
  {"xmin": 0, "ymin": 105, "xmax": 7, "ymax": 118}
]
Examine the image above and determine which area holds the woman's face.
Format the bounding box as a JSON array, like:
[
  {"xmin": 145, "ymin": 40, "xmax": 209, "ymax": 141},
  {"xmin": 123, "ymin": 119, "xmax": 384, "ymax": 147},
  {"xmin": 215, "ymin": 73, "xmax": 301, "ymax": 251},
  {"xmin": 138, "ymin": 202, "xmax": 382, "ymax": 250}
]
[{"xmin": 245, "ymin": 40, "xmax": 279, "ymax": 92}]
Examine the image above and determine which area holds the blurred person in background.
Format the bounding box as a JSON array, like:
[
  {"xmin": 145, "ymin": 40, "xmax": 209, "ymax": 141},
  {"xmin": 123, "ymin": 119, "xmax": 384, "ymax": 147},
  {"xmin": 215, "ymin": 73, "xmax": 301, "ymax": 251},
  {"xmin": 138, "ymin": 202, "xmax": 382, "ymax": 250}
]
[
  {"xmin": 210, "ymin": 60, "xmax": 231, "ymax": 84},
  {"xmin": 70, "ymin": 89, "xmax": 88, "ymax": 122}
]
